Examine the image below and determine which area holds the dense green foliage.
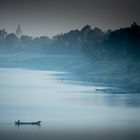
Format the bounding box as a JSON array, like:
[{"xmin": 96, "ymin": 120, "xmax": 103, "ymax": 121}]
[
  {"xmin": 0, "ymin": 22, "xmax": 140, "ymax": 91},
  {"xmin": 0, "ymin": 22, "xmax": 140, "ymax": 60}
]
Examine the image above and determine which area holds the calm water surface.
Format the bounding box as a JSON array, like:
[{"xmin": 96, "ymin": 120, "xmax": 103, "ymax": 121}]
[{"xmin": 0, "ymin": 68, "xmax": 140, "ymax": 131}]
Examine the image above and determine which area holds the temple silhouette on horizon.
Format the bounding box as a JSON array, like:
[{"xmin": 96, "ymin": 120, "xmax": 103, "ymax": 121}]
[{"xmin": 16, "ymin": 24, "xmax": 23, "ymax": 38}]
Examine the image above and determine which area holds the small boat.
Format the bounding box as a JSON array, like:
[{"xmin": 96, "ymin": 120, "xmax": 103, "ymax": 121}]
[
  {"xmin": 96, "ymin": 88, "xmax": 107, "ymax": 92},
  {"xmin": 15, "ymin": 120, "xmax": 41, "ymax": 125}
]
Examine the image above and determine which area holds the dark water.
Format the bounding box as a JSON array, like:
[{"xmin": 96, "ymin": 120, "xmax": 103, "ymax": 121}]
[{"xmin": 0, "ymin": 68, "xmax": 140, "ymax": 132}]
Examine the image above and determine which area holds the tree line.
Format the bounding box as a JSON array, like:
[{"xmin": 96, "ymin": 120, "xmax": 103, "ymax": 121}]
[{"xmin": 0, "ymin": 22, "xmax": 140, "ymax": 60}]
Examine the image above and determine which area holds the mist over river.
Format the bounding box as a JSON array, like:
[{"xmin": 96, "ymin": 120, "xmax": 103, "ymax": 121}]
[{"xmin": 0, "ymin": 68, "xmax": 140, "ymax": 133}]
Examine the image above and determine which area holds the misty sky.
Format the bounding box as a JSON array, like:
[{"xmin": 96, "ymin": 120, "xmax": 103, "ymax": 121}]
[{"xmin": 0, "ymin": 0, "xmax": 139, "ymax": 37}]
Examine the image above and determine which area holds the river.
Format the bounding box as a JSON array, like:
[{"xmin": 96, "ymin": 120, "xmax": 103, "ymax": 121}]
[{"xmin": 0, "ymin": 68, "xmax": 140, "ymax": 132}]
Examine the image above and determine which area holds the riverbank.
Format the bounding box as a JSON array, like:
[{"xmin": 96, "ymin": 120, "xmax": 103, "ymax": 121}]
[{"xmin": 0, "ymin": 53, "xmax": 140, "ymax": 92}]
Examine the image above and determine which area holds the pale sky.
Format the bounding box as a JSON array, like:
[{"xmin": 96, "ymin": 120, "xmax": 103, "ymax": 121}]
[{"xmin": 0, "ymin": 0, "xmax": 139, "ymax": 37}]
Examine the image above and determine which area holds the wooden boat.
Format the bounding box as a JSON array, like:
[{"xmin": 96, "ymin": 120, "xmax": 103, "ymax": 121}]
[
  {"xmin": 15, "ymin": 120, "xmax": 41, "ymax": 125},
  {"xmin": 96, "ymin": 88, "xmax": 107, "ymax": 92},
  {"xmin": 96, "ymin": 88, "xmax": 127, "ymax": 94}
]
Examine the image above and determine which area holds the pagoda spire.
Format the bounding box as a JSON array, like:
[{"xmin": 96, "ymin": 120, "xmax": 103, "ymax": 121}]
[{"xmin": 16, "ymin": 24, "xmax": 23, "ymax": 38}]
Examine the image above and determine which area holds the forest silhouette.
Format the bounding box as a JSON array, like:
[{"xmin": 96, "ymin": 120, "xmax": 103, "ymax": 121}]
[{"xmin": 0, "ymin": 22, "xmax": 140, "ymax": 91}]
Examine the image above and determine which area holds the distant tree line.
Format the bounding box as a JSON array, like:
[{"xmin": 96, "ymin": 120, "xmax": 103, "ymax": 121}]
[{"xmin": 0, "ymin": 22, "xmax": 140, "ymax": 60}]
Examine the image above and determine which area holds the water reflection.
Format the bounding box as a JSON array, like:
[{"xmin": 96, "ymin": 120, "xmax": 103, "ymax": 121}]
[{"xmin": 0, "ymin": 68, "xmax": 140, "ymax": 130}]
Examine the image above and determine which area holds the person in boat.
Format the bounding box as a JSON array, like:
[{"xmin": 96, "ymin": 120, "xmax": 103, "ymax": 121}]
[{"xmin": 17, "ymin": 120, "xmax": 20, "ymax": 124}]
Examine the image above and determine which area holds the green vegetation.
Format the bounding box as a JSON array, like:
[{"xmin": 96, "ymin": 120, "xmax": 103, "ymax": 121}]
[{"xmin": 0, "ymin": 22, "xmax": 140, "ymax": 91}]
